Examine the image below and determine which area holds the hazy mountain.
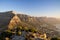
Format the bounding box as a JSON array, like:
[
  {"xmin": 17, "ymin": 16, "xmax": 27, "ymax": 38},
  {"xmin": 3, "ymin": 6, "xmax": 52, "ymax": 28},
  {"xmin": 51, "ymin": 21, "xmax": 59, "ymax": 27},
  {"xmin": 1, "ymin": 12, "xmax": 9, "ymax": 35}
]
[{"xmin": 38, "ymin": 17, "xmax": 60, "ymax": 24}]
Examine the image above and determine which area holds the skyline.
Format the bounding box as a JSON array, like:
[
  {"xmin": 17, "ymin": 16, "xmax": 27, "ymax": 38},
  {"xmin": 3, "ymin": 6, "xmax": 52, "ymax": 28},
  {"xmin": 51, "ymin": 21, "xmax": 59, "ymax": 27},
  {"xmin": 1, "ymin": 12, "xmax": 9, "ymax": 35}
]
[{"xmin": 0, "ymin": 0, "xmax": 60, "ymax": 18}]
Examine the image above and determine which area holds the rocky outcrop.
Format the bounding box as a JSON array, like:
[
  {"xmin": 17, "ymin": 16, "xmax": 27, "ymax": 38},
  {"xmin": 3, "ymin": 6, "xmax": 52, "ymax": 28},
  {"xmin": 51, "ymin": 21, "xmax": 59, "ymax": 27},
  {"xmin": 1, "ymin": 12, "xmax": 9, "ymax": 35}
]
[{"xmin": 8, "ymin": 15, "xmax": 21, "ymax": 30}]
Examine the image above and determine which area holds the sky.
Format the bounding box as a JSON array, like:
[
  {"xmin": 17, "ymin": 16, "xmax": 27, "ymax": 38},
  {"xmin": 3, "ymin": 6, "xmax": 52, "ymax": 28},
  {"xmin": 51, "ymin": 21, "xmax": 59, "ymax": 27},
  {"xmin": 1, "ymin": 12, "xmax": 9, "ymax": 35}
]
[{"xmin": 0, "ymin": 0, "xmax": 60, "ymax": 18}]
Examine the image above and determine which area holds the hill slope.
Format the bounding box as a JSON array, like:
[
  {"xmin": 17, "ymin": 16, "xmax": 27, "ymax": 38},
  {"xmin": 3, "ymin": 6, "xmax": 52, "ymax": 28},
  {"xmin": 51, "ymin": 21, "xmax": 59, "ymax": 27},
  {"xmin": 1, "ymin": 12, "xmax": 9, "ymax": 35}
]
[{"xmin": 0, "ymin": 11, "xmax": 60, "ymax": 38}]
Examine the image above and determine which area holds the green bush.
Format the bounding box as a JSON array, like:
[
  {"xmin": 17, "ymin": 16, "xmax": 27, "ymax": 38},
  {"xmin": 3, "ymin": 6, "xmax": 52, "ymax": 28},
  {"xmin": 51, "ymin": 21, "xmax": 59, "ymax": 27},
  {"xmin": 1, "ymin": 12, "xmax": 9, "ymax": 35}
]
[{"xmin": 28, "ymin": 28, "xmax": 37, "ymax": 33}]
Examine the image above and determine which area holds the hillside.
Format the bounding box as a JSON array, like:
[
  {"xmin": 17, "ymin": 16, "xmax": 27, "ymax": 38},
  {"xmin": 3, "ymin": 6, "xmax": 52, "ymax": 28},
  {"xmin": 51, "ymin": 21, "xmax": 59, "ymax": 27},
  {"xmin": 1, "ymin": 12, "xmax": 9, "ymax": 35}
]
[
  {"xmin": 0, "ymin": 11, "xmax": 60, "ymax": 40},
  {"xmin": 17, "ymin": 14, "xmax": 60, "ymax": 37}
]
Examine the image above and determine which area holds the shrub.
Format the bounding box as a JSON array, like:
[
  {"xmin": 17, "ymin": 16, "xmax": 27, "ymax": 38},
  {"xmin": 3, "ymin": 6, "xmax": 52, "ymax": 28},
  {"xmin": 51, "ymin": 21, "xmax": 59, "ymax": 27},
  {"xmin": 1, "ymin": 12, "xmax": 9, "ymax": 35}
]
[
  {"xmin": 0, "ymin": 31, "xmax": 12, "ymax": 40},
  {"xmin": 51, "ymin": 37, "xmax": 59, "ymax": 40},
  {"xmin": 16, "ymin": 31, "xmax": 21, "ymax": 36}
]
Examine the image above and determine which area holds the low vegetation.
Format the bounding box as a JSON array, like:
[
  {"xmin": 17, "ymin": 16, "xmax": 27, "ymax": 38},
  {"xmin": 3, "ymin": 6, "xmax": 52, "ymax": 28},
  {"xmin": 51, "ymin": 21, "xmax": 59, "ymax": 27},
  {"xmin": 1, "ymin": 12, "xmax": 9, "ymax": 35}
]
[{"xmin": 0, "ymin": 26, "xmax": 60, "ymax": 40}]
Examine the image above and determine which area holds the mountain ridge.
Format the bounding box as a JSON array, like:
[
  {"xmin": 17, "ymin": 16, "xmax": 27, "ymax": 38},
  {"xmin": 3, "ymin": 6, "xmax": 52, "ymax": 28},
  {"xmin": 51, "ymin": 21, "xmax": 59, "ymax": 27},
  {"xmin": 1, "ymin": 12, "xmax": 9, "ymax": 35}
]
[{"xmin": 0, "ymin": 11, "xmax": 60, "ymax": 38}]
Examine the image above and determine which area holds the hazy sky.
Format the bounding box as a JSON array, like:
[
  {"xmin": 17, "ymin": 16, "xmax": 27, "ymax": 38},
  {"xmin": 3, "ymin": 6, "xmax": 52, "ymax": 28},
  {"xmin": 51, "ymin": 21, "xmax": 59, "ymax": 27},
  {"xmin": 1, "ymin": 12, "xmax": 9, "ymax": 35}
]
[{"xmin": 0, "ymin": 0, "xmax": 60, "ymax": 18}]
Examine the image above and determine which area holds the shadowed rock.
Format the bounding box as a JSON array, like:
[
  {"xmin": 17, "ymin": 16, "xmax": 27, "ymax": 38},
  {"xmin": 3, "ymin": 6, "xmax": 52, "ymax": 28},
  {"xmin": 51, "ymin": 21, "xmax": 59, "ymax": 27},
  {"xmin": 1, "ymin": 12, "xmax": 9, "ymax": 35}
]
[{"xmin": 0, "ymin": 11, "xmax": 15, "ymax": 31}]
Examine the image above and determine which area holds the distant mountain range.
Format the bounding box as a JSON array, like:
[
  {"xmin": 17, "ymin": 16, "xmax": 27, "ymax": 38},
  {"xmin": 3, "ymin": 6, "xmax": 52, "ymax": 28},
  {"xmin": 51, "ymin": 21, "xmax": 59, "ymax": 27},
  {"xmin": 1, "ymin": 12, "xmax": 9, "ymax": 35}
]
[{"xmin": 0, "ymin": 11, "xmax": 60, "ymax": 37}]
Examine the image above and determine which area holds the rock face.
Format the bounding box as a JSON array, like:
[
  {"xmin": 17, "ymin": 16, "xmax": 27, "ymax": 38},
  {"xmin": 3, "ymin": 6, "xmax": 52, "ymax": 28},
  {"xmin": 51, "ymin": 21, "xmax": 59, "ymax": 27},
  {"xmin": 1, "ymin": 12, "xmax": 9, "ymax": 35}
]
[{"xmin": 0, "ymin": 11, "xmax": 15, "ymax": 31}]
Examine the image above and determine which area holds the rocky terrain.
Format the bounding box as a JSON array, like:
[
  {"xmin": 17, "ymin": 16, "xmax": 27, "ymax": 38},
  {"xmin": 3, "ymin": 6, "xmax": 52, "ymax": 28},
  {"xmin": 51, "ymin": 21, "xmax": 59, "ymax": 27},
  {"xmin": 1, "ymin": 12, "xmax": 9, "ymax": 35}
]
[{"xmin": 0, "ymin": 11, "xmax": 60, "ymax": 40}]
